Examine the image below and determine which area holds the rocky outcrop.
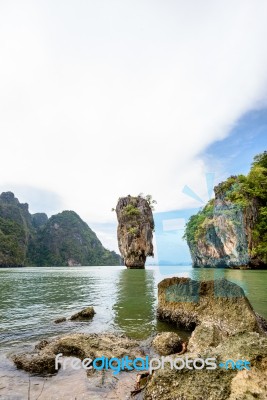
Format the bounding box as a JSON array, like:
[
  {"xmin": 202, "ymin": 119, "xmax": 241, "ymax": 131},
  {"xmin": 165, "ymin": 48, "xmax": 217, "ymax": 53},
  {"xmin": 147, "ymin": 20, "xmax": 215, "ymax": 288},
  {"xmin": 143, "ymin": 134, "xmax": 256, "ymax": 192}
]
[
  {"xmin": 187, "ymin": 188, "xmax": 253, "ymax": 268},
  {"xmin": 144, "ymin": 277, "xmax": 267, "ymax": 400},
  {"xmin": 31, "ymin": 212, "xmax": 48, "ymax": 229},
  {"xmin": 144, "ymin": 332, "xmax": 267, "ymax": 400},
  {"xmin": 70, "ymin": 306, "xmax": 95, "ymax": 321},
  {"xmin": 0, "ymin": 192, "xmax": 32, "ymax": 267},
  {"xmin": 203, "ymin": 201, "xmax": 247, "ymax": 267},
  {"xmin": 54, "ymin": 317, "xmax": 67, "ymax": 324},
  {"xmin": 157, "ymin": 277, "xmax": 262, "ymax": 335},
  {"xmin": 152, "ymin": 332, "xmax": 184, "ymax": 355},
  {"xmin": 184, "ymin": 155, "xmax": 267, "ymax": 269},
  {"xmin": 12, "ymin": 333, "xmax": 142, "ymax": 375},
  {"xmin": 116, "ymin": 195, "xmax": 154, "ymax": 268},
  {"xmin": 28, "ymin": 210, "xmax": 122, "ymax": 266}
]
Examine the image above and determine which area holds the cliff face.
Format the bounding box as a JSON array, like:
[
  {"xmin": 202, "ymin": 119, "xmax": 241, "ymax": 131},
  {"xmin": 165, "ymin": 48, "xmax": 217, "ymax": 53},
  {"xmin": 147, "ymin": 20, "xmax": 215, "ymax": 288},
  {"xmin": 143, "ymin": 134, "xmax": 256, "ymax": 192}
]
[
  {"xmin": 184, "ymin": 152, "xmax": 267, "ymax": 268},
  {"xmin": 116, "ymin": 195, "xmax": 154, "ymax": 268},
  {"xmin": 0, "ymin": 192, "xmax": 33, "ymax": 266},
  {"xmin": 188, "ymin": 191, "xmax": 250, "ymax": 268},
  {"xmin": 0, "ymin": 192, "xmax": 121, "ymax": 267}
]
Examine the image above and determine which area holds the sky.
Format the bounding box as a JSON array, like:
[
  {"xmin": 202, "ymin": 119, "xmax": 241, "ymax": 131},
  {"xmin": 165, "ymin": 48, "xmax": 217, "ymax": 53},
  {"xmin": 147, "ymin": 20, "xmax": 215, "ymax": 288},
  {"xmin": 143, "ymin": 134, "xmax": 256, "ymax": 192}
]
[{"xmin": 1, "ymin": 0, "xmax": 267, "ymax": 262}]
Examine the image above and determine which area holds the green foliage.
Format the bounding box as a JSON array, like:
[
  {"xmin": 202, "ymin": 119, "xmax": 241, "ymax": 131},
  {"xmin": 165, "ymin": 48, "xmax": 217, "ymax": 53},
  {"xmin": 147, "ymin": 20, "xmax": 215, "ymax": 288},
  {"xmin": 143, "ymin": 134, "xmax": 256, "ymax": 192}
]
[
  {"xmin": 183, "ymin": 200, "xmax": 214, "ymax": 244},
  {"xmin": 128, "ymin": 226, "xmax": 138, "ymax": 236},
  {"xmin": 123, "ymin": 203, "xmax": 141, "ymax": 217},
  {"xmin": 0, "ymin": 217, "xmax": 26, "ymax": 265},
  {"xmin": 251, "ymin": 206, "xmax": 267, "ymax": 263},
  {"xmin": 252, "ymin": 151, "xmax": 267, "ymax": 169},
  {"xmin": 139, "ymin": 193, "xmax": 157, "ymax": 211}
]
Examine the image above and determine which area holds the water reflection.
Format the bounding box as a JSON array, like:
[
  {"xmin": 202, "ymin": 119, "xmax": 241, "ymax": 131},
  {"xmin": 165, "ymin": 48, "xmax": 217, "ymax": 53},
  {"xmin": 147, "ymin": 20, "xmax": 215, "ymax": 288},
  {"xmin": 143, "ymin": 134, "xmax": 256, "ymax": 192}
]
[{"xmin": 113, "ymin": 269, "xmax": 156, "ymax": 339}]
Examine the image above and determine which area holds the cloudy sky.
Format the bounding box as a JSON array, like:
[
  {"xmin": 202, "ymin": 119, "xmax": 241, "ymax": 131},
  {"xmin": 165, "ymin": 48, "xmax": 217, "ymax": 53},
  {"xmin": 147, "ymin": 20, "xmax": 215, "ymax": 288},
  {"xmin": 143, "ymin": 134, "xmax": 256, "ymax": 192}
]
[{"xmin": 1, "ymin": 0, "xmax": 267, "ymax": 260}]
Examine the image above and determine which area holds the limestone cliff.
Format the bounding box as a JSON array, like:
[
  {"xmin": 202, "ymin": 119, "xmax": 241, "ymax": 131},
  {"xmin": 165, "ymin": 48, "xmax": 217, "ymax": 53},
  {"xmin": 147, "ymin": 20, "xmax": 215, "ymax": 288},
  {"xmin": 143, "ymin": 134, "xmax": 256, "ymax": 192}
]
[
  {"xmin": 184, "ymin": 152, "xmax": 267, "ymax": 269},
  {"xmin": 187, "ymin": 190, "xmax": 250, "ymax": 268},
  {"xmin": 116, "ymin": 195, "xmax": 154, "ymax": 268},
  {"xmin": 0, "ymin": 192, "xmax": 33, "ymax": 267},
  {"xmin": 28, "ymin": 210, "xmax": 121, "ymax": 267}
]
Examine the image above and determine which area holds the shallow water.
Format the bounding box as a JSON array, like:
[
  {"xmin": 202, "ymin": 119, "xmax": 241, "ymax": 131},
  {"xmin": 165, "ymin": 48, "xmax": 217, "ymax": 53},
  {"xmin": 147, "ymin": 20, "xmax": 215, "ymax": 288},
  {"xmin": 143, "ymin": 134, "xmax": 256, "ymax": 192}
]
[{"xmin": 0, "ymin": 265, "xmax": 266, "ymax": 355}]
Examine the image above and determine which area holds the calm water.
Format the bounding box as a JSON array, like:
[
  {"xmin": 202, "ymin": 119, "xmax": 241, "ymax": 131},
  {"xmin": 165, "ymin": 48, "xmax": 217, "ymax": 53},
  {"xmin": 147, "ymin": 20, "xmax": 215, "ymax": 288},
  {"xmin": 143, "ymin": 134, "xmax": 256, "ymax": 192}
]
[{"xmin": 0, "ymin": 265, "xmax": 266, "ymax": 355}]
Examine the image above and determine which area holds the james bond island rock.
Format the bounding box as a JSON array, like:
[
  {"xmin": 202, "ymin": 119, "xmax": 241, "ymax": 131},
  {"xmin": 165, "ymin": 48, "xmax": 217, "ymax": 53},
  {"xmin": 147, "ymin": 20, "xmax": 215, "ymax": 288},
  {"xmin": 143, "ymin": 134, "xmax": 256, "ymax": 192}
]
[
  {"xmin": 184, "ymin": 151, "xmax": 267, "ymax": 269},
  {"xmin": 0, "ymin": 191, "xmax": 121, "ymax": 267},
  {"xmin": 115, "ymin": 195, "xmax": 154, "ymax": 269}
]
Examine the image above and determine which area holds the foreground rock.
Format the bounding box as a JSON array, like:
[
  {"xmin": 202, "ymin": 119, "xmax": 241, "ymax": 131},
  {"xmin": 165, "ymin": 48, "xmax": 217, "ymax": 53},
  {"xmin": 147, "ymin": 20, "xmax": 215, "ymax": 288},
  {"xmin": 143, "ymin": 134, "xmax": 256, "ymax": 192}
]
[
  {"xmin": 152, "ymin": 332, "xmax": 184, "ymax": 355},
  {"xmin": 157, "ymin": 277, "xmax": 262, "ymax": 335},
  {"xmin": 116, "ymin": 195, "xmax": 154, "ymax": 268},
  {"xmin": 12, "ymin": 333, "xmax": 142, "ymax": 376},
  {"xmin": 145, "ymin": 277, "xmax": 267, "ymax": 399},
  {"xmin": 144, "ymin": 332, "xmax": 267, "ymax": 400}
]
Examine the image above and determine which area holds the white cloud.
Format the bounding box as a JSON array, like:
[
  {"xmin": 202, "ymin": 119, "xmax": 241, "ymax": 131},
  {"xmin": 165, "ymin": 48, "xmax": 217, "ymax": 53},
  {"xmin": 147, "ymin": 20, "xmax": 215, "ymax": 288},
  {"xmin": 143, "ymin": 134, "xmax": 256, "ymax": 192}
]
[{"xmin": 1, "ymin": 0, "xmax": 267, "ymax": 250}]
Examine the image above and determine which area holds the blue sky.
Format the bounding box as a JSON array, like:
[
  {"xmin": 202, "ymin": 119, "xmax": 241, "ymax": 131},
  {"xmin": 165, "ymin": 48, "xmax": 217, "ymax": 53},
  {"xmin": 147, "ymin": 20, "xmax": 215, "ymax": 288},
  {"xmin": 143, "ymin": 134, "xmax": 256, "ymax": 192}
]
[{"xmin": 204, "ymin": 108, "xmax": 267, "ymax": 178}]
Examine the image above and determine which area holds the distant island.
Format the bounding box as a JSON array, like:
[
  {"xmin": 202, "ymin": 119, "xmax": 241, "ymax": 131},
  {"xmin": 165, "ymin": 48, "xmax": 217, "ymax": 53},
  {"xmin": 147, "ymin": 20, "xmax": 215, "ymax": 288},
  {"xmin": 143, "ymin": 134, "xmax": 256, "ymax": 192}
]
[
  {"xmin": 184, "ymin": 151, "xmax": 267, "ymax": 269},
  {"xmin": 0, "ymin": 192, "xmax": 121, "ymax": 267}
]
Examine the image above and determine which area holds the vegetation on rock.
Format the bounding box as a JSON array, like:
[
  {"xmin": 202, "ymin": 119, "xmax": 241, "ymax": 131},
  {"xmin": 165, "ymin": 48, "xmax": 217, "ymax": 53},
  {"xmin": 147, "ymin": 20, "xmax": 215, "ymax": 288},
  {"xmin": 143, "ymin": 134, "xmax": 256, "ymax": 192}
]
[
  {"xmin": 0, "ymin": 192, "xmax": 121, "ymax": 267},
  {"xmin": 116, "ymin": 195, "xmax": 154, "ymax": 268},
  {"xmin": 184, "ymin": 152, "xmax": 267, "ymax": 267}
]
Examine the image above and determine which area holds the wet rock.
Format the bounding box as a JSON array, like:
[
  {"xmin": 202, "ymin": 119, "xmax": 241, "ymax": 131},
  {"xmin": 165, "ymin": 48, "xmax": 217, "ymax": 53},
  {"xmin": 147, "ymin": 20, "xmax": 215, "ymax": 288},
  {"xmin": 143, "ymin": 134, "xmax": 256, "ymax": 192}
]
[
  {"xmin": 35, "ymin": 339, "xmax": 50, "ymax": 351},
  {"xmin": 12, "ymin": 333, "xmax": 143, "ymax": 376},
  {"xmin": 146, "ymin": 277, "xmax": 267, "ymax": 399},
  {"xmin": 12, "ymin": 353, "xmax": 57, "ymax": 375},
  {"xmin": 144, "ymin": 332, "xmax": 267, "ymax": 400},
  {"xmin": 152, "ymin": 332, "xmax": 184, "ymax": 356},
  {"xmin": 256, "ymin": 312, "xmax": 267, "ymax": 332},
  {"xmin": 157, "ymin": 277, "xmax": 261, "ymax": 336},
  {"xmin": 187, "ymin": 323, "xmax": 224, "ymax": 354},
  {"xmin": 70, "ymin": 306, "xmax": 95, "ymax": 321},
  {"xmin": 54, "ymin": 317, "xmax": 67, "ymax": 324},
  {"xmin": 228, "ymin": 356, "xmax": 267, "ymax": 400},
  {"xmin": 145, "ymin": 362, "xmax": 235, "ymax": 400},
  {"xmin": 115, "ymin": 195, "xmax": 154, "ymax": 268}
]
